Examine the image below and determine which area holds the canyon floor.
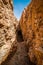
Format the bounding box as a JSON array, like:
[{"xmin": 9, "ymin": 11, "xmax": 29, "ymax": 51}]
[{"xmin": 1, "ymin": 41, "xmax": 35, "ymax": 65}]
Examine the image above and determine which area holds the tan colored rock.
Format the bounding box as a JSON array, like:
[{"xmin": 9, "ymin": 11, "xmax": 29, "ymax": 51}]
[
  {"xmin": 20, "ymin": 0, "xmax": 43, "ymax": 65},
  {"xmin": 0, "ymin": 0, "xmax": 18, "ymax": 64}
]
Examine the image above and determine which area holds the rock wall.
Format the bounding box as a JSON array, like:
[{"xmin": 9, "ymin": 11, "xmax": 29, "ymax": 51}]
[
  {"xmin": 0, "ymin": 0, "xmax": 43, "ymax": 65},
  {"xmin": 0, "ymin": 0, "xmax": 18, "ymax": 64},
  {"xmin": 20, "ymin": 0, "xmax": 43, "ymax": 65}
]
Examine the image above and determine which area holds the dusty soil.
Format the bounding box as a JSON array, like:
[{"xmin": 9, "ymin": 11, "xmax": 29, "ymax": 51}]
[{"xmin": 1, "ymin": 41, "xmax": 35, "ymax": 65}]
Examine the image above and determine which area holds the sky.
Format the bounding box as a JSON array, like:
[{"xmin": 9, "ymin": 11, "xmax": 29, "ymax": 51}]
[{"xmin": 13, "ymin": 0, "xmax": 31, "ymax": 20}]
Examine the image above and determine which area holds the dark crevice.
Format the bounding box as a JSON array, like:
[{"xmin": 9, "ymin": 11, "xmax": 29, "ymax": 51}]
[
  {"xmin": 2, "ymin": 0, "xmax": 8, "ymax": 5},
  {"xmin": 16, "ymin": 25, "xmax": 24, "ymax": 42}
]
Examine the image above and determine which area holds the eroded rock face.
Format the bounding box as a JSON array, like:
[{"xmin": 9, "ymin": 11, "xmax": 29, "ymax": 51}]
[
  {"xmin": 20, "ymin": 0, "xmax": 43, "ymax": 65},
  {"xmin": 0, "ymin": 0, "xmax": 18, "ymax": 64}
]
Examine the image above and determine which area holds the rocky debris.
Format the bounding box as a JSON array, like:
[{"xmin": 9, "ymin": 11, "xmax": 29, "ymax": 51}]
[
  {"xmin": 20, "ymin": 0, "xmax": 43, "ymax": 65},
  {"xmin": 1, "ymin": 23, "xmax": 35, "ymax": 65},
  {"xmin": 0, "ymin": 0, "xmax": 18, "ymax": 64},
  {"xmin": 1, "ymin": 42, "xmax": 34, "ymax": 65}
]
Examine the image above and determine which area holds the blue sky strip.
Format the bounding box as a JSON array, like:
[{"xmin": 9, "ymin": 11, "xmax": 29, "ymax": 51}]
[{"xmin": 13, "ymin": 0, "xmax": 31, "ymax": 20}]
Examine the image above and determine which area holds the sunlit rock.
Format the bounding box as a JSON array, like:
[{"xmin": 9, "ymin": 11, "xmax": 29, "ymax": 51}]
[{"xmin": 20, "ymin": 0, "xmax": 43, "ymax": 65}]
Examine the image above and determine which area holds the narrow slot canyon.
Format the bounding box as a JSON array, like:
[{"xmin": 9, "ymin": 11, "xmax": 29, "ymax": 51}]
[{"xmin": 0, "ymin": 0, "xmax": 43, "ymax": 65}]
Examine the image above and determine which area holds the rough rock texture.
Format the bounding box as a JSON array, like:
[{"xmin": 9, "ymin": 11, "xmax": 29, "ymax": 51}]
[
  {"xmin": 0, "ymin": 0, "xmax": 43, "ymax": 65},
  {"xmin": 1, "ymin": 26, "xmax": 34, "ymax": 65},
  {"xmin": 1, "ymin": 42, "xmax": 32, "ymax": 65},
  {"xmin": 0, "ymin": 0, "xmax": 18, "ymax": 64},
  {"xmin": 20, "ymin": 0, "xmax": 43, "ymax": 65}
]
